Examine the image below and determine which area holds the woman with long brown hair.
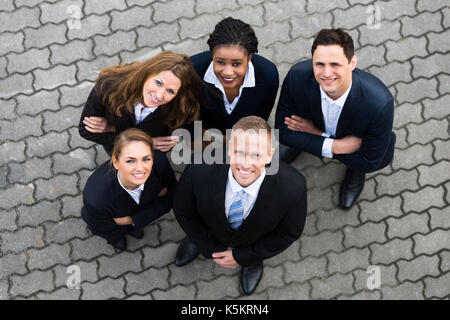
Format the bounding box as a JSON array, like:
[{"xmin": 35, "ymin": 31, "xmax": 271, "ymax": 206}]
[{"xmin": 78, "ymin": 51, "xmax": 202, "ymax": 154}]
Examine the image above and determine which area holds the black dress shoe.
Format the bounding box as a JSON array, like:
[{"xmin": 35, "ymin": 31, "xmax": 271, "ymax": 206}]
[
  {"xmin": 111, "ymin": 238, "xmax": 127, "ymax": 251},
  {"xmin": 175, "ymin": 237, "xmax": 200, "ymax": 267},
  {"xmin": 241, "ymin": 262, "xmax": 263, "ymax": 296},
  {"xmin": 339, "ymin": 167, "xmax": 366, "ymax": 210},
  {"xmin": 278, "ymin": 144, "xmax": 301, "ymax": 164},
  {"xmin": 128, "ymin": 226, "xmax": 144, "ymax": 239}
]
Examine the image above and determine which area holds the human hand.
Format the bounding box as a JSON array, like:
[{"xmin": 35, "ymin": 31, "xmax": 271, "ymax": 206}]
[
  {"xmin": 83, "ymin": 116, "xmax": 116, "ymax": 133},
  {"xmin": 157, "ymin": 187, "xmax": 168, "ymax": 197},
  {"xmin": 113, "ymin": 216, "xmax": 134, "ymax": 225},
  {"xmin": 331, "ymin": 136, "xmax": 362, "ymax": 155},
  {"xmin": 152, "ymin": 136, "xmax": 180, "ymax": 152},
  {"xmin": 212, "ymin": 248, "xmax": 239, "ymax": 269},
  {"xmin": 285, "ymin": 115, "xmax": 322, "ymax": 136}
]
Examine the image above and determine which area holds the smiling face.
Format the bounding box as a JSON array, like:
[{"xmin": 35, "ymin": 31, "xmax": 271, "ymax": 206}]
[
  {"xmin": 228, "ymin": 130, "xmax": 274, "ymax": 187},
  {"xmin": 142, "ymin": 70, "xmax": 182, "ymax": 108},
  {"xmin": 312, "ymin": 44, "xmax": 357, "ymax": 100},
  {"xmin": 112, "ymin": 141, "xmax": 153, "ymax": 190},
  {"xmin": 212, "ymin": 44, "xmax": 251, "ymax": 90}
]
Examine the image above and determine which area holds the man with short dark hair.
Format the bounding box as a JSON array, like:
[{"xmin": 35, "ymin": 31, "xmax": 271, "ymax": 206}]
[
  {"xmin": 275, "ymin": 28, "xmax": 396, "ymax": 210},
  {"xmin": 173, "ymin": 116, "xmax": 307, "ymax": 295}
]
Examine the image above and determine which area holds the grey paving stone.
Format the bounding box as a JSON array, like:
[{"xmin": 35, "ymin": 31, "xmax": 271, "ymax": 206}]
[
  {"xmin": 272, "ymin": 36, "xmax": 312, "ymax": 64},
  {"xmin": 387, "ymin": 212, "xmax": 429, "ymax": 239},
  {"xmin": 393, "ymin": 102, "xmax": 423, "ymax": 128},
  {"xmin": 375, "ymin": 0, "xmax": 416, "ymax": 20},
  {"xmin": 254, "ymin": 265, "xmax": 285, "ymax": 294},
  {"xmin": 34, "ymin": 65, "xmax": 77, "ymax": 91},
  {"xmin": 67, "ymin": 14, "xmax": 111, "ymax": 41},
  {"xmin": 417, "ymin": 161, "xmax": 450, "ymax": 187},
  {"xmin": 427, "ymin": 29, "xmax": 450, "ymax": 54},
  {"xmin": 381, "ymin": 281, "xmax": 424, "ymax": 299},
  {"xmin": 16, "ymin": 90, "xmax": 60, "ymax": 115},
  {"xmin": 0, "ymin": 32, "xmax": 24, "ymax": 56},
  {"xmin": 310, "ymin": 273, "xmax": 354, "ymax": 299},
  {"xmin": 126, "ymin": 0, "xmax": 157, "ymax": 5},
  {"xmin": 353, "ymin": 264, "xmax": 399, "ymax": 291},
  {"xmin": 120, "ymin": 47, "xmax": 162, "ymax": 63},
  {"xmin": 196, "ymin": 0, "xmax": 238, "ymax": 14},
  {"xmin": 307, "ymin": 187, "xmax": 335, "ymax": 213},
  {"xmin": 0, "ymin": 141, "xmax": 26, "ymax": 166},
  {"xmin": 375, "ymin": 169, "xmax": 420, "ymax": 197},
  {"xmin": 359, "ymin": 196, "xmax": 403, "ymax": 223},
  {"xmin": 50, "ymin": 39, "xmax": 94, "ymax": 65},
  {"xmin": 158, "ymin": 218, "xmax": 186, "ymax": 243},
  {"xmin": 16, "ymin": 0, "xmax": 59, "ymax": 7},
  {"xmin": 412, "ymin": 53, "xmax": 450, "ymax": 79},
  {"xmin": 413, "ymin": 229, "xmax": 450, "ymax": 256},
  {"xmin": 333, "ymin": 5, "xmax": 371, "ymax": 30},
  {"xmin": 84, "ymin": 0, "xmax": 127, "ymax": 15},
  {"xmin": 316, "ymin": 206, "xmax": 360, "ymax": 232},
  {"xmin": 42, "ymin": 106, "xmax": 81, "ymax": 132},
  {"xmin": 0, "ymin": 7, "xmax": 40, "ymax": 32},
  {"xmin": 337, "ymin": 290, "xmax": 381, "ymax": 300},
  {"xmin": 136, "ymin": 23, "xmax": 180, "ymax": 48},
  {"xmin": 168, "ymin": 258, "xmax": 216, "ymax": 286},
  {"xmin": 0, "ymin": 99, "xmax": 15, "ymax": 120},
  {"xmin": 327, "ymin": 247, "xmax": 371, "ymax": 274},
  {"xmin": 0, "ymin": 73, "xmax": 34, "ymax": 99},
  {"xmin": 196, "ymin": 275, "xmax": 241, "ymax": 299},
  {"xmin": 423, "ymin": 95, "xmax": 450, "ymax": 120},
  {"xmin": 163, "ymin": 37, "xmax": 209, "ymax": 57},
  {"xmin": 264, "ymin": 0, "xmax": 306, "ymax": 22},
  {"xmin": 34, "ymin": 174, "xmax": 78, "ymax": 201},
  {"xmin": 343, "ymin": 222, "xmax": 387, "ymax": 249},
  {"xmin": 125, "ymin": 223, "xmax": 160, "ymax": 251},
  {"xmin": 82, "ymin": 277, "xmax": 126, "ymax": 300},
  {"xmin": 264, "ymin": 238, "xmax": 301, "ymax": 266},
  {"xmin": 0, "ymin": 166, "xmax": 8, "ymax": 188},
  {"xmin": 300, "ymin": 230, "xmax": 344, "ymax": 257},
  {"xmin": 1, "ymin": 226, "xmax": 45, "ymax": 253},
  {"xmin": 70, "ymin": 236, "xmax": 115, "ymax": 261},
  {"xmin": 267, "ymin": 282, "xmax": 310, "ymax": 300},
  {"xmin": 0, "ymin": 208, "xmax": 16, "ymax": 231},
  {"xmin": 76, "ymin": 56, "xmax": 120, "ymax": 82},
  {"xmin": 40, "ymin": 0, "xmax": 84, "ymax": 24},
  {"xmin": 429, "ymin": 207, "xmax": 450, "ymax": 230},
  {"xmin": 290, "ymin": 12, "xmax": 333, "ymax": 40},
  {"xmin": 424, "ymin": 272, "xmax": 450, "ymax": 299},
  {"xmin": 385, "ymin": 36, "xmax": 428, "ymax": 62},
  {"xmin": 223, "ymin": 4, "xmax": 265, "ymax": 27},
  {"xmin": 60, "ymin": 195, "xmax": 82, "ymax": 218},
  {"xmin": 125, "ymin": 267, "xmax": 170, "ymax": 295},
  {"xmin": 360, "ymin": 20, "xmax": 402, "ymax": 46},
  {"xmin": 443, "ymin": 7, "xmax": 450, "ymax": 28},
  {"xmin": 302, "ymin": 162, "xmax": 345, "ymax": 189},
  {"xmin": 370, "ymin": 238, "xmax": 414, "ymax": 265},
  {"xmin": 391, "ymin": 143, "xmax": 434, "ymax": 170},
  {"xmin": 52, "ymin": 148, "xmax": 97, "ymax": 174},
  {"xmin": 17, "ymin": 200, "xmax": 61, "ymax": 227},
  {"xmin": 0, "ymin": 253, "xmax": 27, "ymax": 279},
  {"xmin": 397, "ymin": 78, "xmax": 439, "ymax": 103},
  {"xmin": 440, "ymin": 251, "xmax": 450, "ymax": 272},
  {"xmin": 308, "ymin": 0, "xmax": 347, "ymax": 13},
  {"xmin": 0, "ymin": 280, "xmax": 10, "ymax": 300},
  {"xmin": 36, "ymin": 287, "xmax": 81, "ymax": 300},
  {"xmin": 8, "ymin": 157, "xmax": 52, "ymax": 184},
  {"xmin": 60, "ymin": 82, "xmax": 94, "ymax": 108},
  {"xmin": 284, "ymin": 256, "xmax": 327, "ymax": 284},
  {"xmin": 53, "ymin": 261, "xmax": 99, "ymax": 288},
  {"xmin": 10, "ymin": 270, "xmax": 54, "ymax": 297},
  {"xmin": 437, "ymin": 74, "xmax": 450, "ymax": 95},
  {"xmin": 142, "ymin": 242, "xmax": 177, "ymax": 268},
  {"xmin": 25, "ymin": 131, "xmax": 70, "ymax": 158},
  {"xmin": 153, "ymin": 0, "xmax": 195, "ymax": 23},
  {"xmin": 0, "ymin": 0, "xmax": 14, "ymax": 11},
  {"xmin": 416, "ymin": 0, "xmax": 448, "ymax": 12},
  {"xmin": 24, "ymin": 24, "xmax": 67, "ymax": 49},
  {"xmin": 370, "ymin": 61, "xmax": 412, "ymax": 88},
  {"xmin": 0, "ymin": 115, "xmax": 43, "ymax": 141},
  {"xmin": 152, "ymin": 284, "xmax": 196, "ymax": 300},
  {"xmin": 98, "ymin": 251, "xmax": 143, "ymax": 278},
  {"xmin": 43, "ymin": 217, "xmax": 89, "ymax": 243},
  {"xmin": 27, "ymin": 243, "xmax": 72, "ymax": 270},
  {"xmin": 93, "ymin": 31, "xmax": 137, "ymax": 57},
  {"xmin": 397, "ymin": 254, "xmax": 440, "ymax": 282},
  {"xmin": 401, "ymin": 12, "xmax": 443, "ymax": 37},
  {"xmin": 393, "ymin": 127, "xmax": 409, "ymax": 149},
  {"xmin": 7, "ymin": 48, "xmax": 50, "ymax": 74},
  {"xmin": 402, "ymin": 186, "xmax": 446, "ymax": 213},
  {"xmin": 111, "ymin": 5, "xmax": 154, "ymax": 31},
  {"xmin": 0, "ymin": 183, "xmax": 35, "ymax": 210},
  {"xmin": 179, "ymin": 14, "xmax": 225, "ymax": 40}
]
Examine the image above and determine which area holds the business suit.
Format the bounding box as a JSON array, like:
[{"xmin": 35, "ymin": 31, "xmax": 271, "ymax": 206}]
[
  {"xmin": 81, "ymin": 150, "xmax": 176, "ymax": 244},
  {"xmin": 173, "ymin": 162, "xmax": 307, "ymax": 267},
  {"xmin": 275, "ymin": 60, "xmax": 396, "ymax": 173},
  {"xmin": 190, "ymin": 51, "xmax": 279, "ymax": 134},
  {"xmin": 78, "ymin": 80, "xmax": 170, "ymax": 154}
]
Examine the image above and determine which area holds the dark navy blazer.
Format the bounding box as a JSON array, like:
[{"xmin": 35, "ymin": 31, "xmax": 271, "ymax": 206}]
[
  {"xmin": 190, "ymin": 51, "xmax": 279, "ymax": 134},
  {"xmin": 275, "ymin": 60, "xmax": 396, "ymax": 173}
]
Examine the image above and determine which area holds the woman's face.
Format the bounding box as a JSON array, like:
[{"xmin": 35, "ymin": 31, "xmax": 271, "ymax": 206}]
[
  {"xmin": 212, "ymin": 44, "xmax": 251, "ymax": 90},
  {"xmin": 142, "ymin": 70, "xmax": 182, "ymax": 108},
  {"xmin": 113, "ymin": 141, "xmax": 153, "ymax": 190}
]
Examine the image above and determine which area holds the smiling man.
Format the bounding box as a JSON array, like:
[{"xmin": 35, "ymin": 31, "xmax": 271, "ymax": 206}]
[
  {"xmin": 173, "ymin": 116, "xmax": 307, "ymax": 295},
  {"xmin": 275, "ymin": 28, "xmax": 396, "ymax": 210}
]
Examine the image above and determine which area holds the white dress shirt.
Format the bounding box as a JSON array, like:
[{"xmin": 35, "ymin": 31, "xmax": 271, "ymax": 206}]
[
  {"xmin": 203, "ymin": 61, "xmax": 256, "ymax": 114},
  {"xmin": 134, "ymin": 103, "xmax": 158, "ymax": 124},
  {"xmin": 224, "ymin": 168, "xmax": 265, "ymax": 221},
  {"xmin": 320, "ymin": 83, "xmax": 352, "ymax": 158},
  {"xmin": 117, "ymin": 172, "xmax": 144, "ymax": 205}
]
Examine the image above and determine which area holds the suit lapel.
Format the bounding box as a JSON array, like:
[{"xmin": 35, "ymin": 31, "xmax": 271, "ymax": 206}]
[
  {"xmin": 212, "ymin": 165, "xmax": 231, "ymax": 229},
  {"xmin": 335, "ymin": 71, "xmax": 361, "ymax": 138},
  {"xmin": 310, "ymin": 76, "xmax": 325, "ymax": 131},
  {"xmin": 111, "ymin": 172, "xmax": 138, "ymax": 215}
]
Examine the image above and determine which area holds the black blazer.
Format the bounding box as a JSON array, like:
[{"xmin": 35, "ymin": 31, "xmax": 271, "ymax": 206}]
[
  {"xmin": 81, "ymin": 151, "xmax": 176, "ymax": 241},
  {"xmin": 275, "ymin": 60, "xmax": 396, "ymax": 173},
  {"xmin": 78, "ymin": 80, "xmax": 170, "ymax": 153},
  {"xmin": 173, "ymin": 162, "xmax": 307, "ymax": 267},
  {"xmin": 190, "ymin": 51, "xmax": 279, "ymax": 134}
]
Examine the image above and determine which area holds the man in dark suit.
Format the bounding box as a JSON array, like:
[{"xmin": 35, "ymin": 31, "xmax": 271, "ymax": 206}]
[
  {"xmin": 275, "ymin": 28, "xmax": 396, "ymax": 210},
  {"xmin": 173, "ymin": 116, "xmax": 307, "ymax": 295}
]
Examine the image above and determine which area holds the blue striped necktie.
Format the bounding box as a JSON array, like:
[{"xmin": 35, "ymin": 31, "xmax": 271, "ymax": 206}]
[{"xmin": 228, "ymin": 190, "xmax": 245, "ymax": 230}]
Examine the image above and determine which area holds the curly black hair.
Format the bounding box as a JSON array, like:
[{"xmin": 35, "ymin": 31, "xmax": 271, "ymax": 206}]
[{"xmin": 207, "ymin": 17, "xmax": 258, "ymax": 55}]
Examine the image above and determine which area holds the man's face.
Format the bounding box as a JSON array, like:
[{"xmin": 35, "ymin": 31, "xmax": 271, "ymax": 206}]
[
  {"xmin": 312, "ymin": 44, "xmax": 356, "ymax": 100},
  {"xmin": 228, "ymin": 130, "xmax": 274, "ymax": 187}
]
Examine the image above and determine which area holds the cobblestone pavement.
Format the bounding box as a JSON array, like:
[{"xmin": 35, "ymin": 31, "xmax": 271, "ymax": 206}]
[{"xmin": 0, "ymin": 0, "xmax": 449, "ymax": 300}]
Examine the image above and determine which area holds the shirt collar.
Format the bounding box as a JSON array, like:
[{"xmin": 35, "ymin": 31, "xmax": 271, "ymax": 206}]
[
  {"xmin": 319, "ymin": 82, "xmax": 352, "ymax": 107},
  {"xmin": 134, "ymin": 102, "xmax": 158, "ymax": 115},
  {"xmin": 203, "ymin": 60, "xmax": 256, "ymax": 91},
  {"xmin": 117, "ymin": 171, "xmax": 145, "ymax": 193},
  {"xmin": 227, "ymin": 168, "xmax": 265, "ymax": 198}
]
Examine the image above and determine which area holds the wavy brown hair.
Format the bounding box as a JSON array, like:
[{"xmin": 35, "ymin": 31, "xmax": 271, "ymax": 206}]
[{"xmin": 96, "ymin": 51, "xmax": 202, "ymax": 132}]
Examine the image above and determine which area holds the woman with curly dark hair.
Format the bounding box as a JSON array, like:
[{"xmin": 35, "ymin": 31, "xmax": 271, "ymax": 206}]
[
  {"xmin": 79, "ymin": 51, "xmax": 203, "ymax": 154},
  {"xmin": 190, "ymin": 17, "xmax": 279, "ymax": 134}
]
